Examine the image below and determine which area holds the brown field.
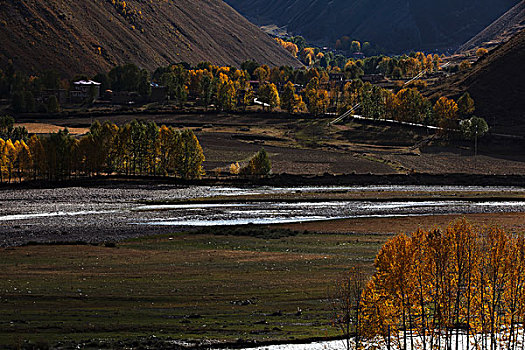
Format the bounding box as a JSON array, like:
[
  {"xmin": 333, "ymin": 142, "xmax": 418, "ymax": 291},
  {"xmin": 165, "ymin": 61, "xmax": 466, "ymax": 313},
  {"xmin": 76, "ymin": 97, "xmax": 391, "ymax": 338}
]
[
  {"xmin": 279, "ymin": 212, "xmax": 525, "ymax": 236},
  {"xmin": 14, "ymin": 112, "xmax": 525, "ymax": 176},
  {"xmin": 16, "ymin": 123, "xmax": 89, "ymax": 135}
]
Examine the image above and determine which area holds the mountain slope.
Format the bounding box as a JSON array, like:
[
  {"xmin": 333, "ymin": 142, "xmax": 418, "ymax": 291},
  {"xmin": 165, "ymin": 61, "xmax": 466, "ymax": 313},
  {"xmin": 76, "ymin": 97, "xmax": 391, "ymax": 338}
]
[
  {"xmin": 225, "ymin": 0, "xmax": 519, "ymax": 53},
  {"xmin": 458, "ymin": 0, "xmax": 525, "ymax": 52},
  {"xmin": 0, "ymin": 0, "xmax": 301, "ymax": 77},
  {"xmin": 429, "ymin": 30, "xmax": 525, "ymax": 137}
]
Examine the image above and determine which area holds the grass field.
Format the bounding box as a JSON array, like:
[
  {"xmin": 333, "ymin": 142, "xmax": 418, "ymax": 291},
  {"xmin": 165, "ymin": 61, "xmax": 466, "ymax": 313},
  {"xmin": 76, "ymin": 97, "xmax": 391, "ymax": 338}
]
[
  {"xmin": 1, "ymin": 213, "xmax": 524, "ymax": 348},
  {"xmin": 0, "ymin": 227, "xmax": 385, "ymax": 347}
]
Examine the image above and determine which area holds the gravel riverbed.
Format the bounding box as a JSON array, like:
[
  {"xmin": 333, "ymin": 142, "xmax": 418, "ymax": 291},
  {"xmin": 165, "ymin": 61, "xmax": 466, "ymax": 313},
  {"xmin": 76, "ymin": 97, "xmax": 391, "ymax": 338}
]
[{"xmin": 1, "ymin": 184, "xmax": 525, "ymax": 247}]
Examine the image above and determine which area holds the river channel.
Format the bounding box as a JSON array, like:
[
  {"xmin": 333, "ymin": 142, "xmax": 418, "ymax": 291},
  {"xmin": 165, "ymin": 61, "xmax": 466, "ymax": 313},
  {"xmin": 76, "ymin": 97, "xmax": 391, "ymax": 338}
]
[{"xmin": 1, "ymin": 185, "xmax": 524, "ymax": 247}]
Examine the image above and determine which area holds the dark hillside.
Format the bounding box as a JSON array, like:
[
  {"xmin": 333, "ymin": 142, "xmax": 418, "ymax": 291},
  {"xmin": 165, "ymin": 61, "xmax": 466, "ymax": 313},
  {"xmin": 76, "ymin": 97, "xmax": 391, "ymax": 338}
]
[
  {"xmin": 429, "ymin": 30, "xmax": 525, "ymax": 137},
  {"xmin": 0, "ymin": 0, "xmax": 301, "ymax": 77},
  {"xmin": 225, "ymin": 0, "xmax": 518, "ymax": 53},
  {"xmin": 458, "ymin": 0, "xmax": 525, "ymax": 52}
]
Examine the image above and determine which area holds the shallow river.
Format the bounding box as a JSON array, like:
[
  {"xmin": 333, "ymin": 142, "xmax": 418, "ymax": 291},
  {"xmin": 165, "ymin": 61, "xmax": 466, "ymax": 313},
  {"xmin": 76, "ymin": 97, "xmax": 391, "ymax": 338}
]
[{"xmin": 1, "ymin": 185, "xmax": 524, "ymax": 246}]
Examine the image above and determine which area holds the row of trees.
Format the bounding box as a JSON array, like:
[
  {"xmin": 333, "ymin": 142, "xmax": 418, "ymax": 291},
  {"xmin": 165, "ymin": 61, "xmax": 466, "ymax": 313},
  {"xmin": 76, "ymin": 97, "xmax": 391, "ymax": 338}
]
[
  {"xmin": 275, "ymin": 36, "xmax": 442, "ymax": 78},
  {"xmin": 336, "ymin": 79, "xmax": 485, "ymax": 136},
  {"xmin": 0, "ymin": 120, "xmax": 205, "ymax": 182},
  {"xmin": 2, "ymin": 57, "xmax": 485, "ymax": 138},
  {"xmin": 336, "ymin": 219, "xmax": 525, "ymax": 350},
  {"xmin": 0, "ymin": 63, "xmax": 63, "ymax": 113},
  {"xmin": 138, "ymin": 61, "xmax": 484, "ymax": 136}
]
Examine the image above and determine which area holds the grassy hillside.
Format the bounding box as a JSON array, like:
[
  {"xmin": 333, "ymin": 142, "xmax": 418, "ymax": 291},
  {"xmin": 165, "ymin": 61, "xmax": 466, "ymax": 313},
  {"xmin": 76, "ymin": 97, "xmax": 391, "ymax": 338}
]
[
  {"xmin": 0, "ymin": 0, "xmax": 301, "ymax": 77},
  {"xmin": 225, "ymin": 0, "xmax": 518, "ymax": 53}
]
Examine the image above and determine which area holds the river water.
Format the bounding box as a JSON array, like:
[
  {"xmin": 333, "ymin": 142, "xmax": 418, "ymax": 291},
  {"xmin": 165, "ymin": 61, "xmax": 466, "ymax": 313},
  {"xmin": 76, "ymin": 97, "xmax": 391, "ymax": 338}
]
[{"xmin": 1, "ymin": 185, "xmax": 524, "ymax": 246}]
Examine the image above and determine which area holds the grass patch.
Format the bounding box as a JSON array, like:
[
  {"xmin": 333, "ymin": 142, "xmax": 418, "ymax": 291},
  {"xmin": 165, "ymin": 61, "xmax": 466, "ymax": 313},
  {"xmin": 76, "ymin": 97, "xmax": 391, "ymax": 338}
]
[{"xmin": 194, "ymin": 224, "xmax": 300, "ymax": 239}]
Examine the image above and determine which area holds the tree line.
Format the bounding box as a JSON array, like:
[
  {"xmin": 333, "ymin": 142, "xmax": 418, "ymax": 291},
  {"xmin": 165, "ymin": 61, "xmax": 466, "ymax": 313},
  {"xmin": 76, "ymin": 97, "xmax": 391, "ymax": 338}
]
[
  {"xmin": 0, "ymin": 118, "xmax": 204, "ymax": 183},
  {"xmin": 336, "ymin": 219, "xmax": 525, "ymax": 350},
  {"xmin": 2, "ymin": 55, "xmax": 487, "ymax": 138}
]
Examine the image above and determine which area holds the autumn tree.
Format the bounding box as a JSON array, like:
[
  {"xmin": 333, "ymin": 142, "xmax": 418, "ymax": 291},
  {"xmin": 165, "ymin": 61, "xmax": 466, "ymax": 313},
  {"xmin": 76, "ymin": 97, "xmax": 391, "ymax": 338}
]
[
  {"xmin": 179, "ymin": 129, "xmax": 205, "ymax": 179},
  {"xmin": 253, "ymin": 65, "xmax": 270, "ymax": 83},
  {"xmin": 359, "ymin": 219, "xmax": 525, "ymax": 350},
  {"xmin": 281, "ymin": 81, "xmax": 303, "ymax": 114},
  {"xmin": 394, "ymin": 88, "xmax": 429, "ymax": 123},
  {"xmin": 216, "ymin": 73, "xmax": 236, "ymax": 111},
  {"xmin": 343, "ymin": 60, "xmax": 364, "ymax": 80},
  {"xmin": 476, "ymin": 48, "xmax": 489, "ymax": 57},
  {"xmin": 457, "ymin": 92, "xmax": 475, "ymax": 118},
  {"xmin": 350, "ymin": 41, "xmax": 361, "ymax": 53},
  {"xmin": 304, "ymin": 78, "xmax": 329, "ymax": 116},
  {"xmin": 434, "ymin": 96, "xmax": 459, "ymax": 134},
  {"xmin": 275, "ymin": 38, "xmax": 299, "ymax": 57},
  {"xmin": 15, "ymin": 139, "xmax": 31, "ymax": 182},
  {"xmin": 300, "ymin": 48, "xmax": 316, "ymax": 66},
  {"xmin": 0, "ymin": 138, "xmax": 7, "ymax": 183},
  {"xmin": 258, "ymin": 83, "xmax": 280, "ymax": 111}
]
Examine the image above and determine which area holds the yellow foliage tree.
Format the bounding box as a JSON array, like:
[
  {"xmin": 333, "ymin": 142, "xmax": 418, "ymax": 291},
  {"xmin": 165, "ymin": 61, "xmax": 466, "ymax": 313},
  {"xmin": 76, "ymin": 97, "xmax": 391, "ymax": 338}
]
[
  {"xmin": 434, "ymin": 96, "xmax": 459, "ymax": 133},
  {"xmin": 360, "ymin": 219, "xmax": 525, "ymax": 349}
]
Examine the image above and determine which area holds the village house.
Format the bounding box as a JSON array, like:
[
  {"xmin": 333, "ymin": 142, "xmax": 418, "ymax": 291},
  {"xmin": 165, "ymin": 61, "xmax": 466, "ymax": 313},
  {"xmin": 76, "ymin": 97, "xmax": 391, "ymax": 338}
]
[{"xmin": 70, "ymin": 80, "xmax": 101, "ymax": 103}]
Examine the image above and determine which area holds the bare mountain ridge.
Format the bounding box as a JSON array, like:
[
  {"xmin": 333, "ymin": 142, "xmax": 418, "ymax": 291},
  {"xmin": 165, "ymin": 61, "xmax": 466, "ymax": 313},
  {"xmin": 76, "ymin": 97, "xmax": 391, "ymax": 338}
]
[
  {"xmin": 225, "ymin": 0, "xmax": 519, "ymax": 53},
  {"xmin": 429, "ymin": 30, "xmax": 525, "ymax": 137},
  {"xmin": 458, "ymin": 0, "xmax": 525, "ymax": 52},
  {"xmin": 0, "ymin": 0, "xmax": 301, "ymax": 77}
]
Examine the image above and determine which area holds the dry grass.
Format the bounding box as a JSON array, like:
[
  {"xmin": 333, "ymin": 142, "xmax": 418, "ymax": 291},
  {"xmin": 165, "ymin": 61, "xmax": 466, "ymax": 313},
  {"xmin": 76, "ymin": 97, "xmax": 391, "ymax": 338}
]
[
  {"xmin": 279, "ymin": 212, "xmax": 525, "ymax": 235},
  {"xmin": 16, "ymin": 123, "xmax": 88, "ymax": 135}
]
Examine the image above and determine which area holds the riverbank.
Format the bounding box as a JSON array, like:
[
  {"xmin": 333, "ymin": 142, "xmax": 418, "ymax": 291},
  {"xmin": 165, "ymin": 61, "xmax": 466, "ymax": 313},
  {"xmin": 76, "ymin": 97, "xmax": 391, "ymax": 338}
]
[{"xmin": 2, "ymin": 172, "xmax": 525, "ymax": 190}]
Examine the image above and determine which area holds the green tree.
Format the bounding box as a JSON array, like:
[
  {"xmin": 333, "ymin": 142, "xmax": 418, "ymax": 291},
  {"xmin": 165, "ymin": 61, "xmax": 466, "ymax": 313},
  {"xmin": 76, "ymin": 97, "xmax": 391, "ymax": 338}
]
[
  {"xmin": 40, "ymin": 70, "xmax": 61, "ymax": 90},
  {"xmin": 161, "ymin": 65, "xmax": 188, "ymax": 107},
  {"xmin": 138, "ymin": 69, "xmax": 151, "ymax": 97},
  {"xmin": 109, "ymin": 63, "xmax": 141, "ymax": 92},
  {"xmin": 46, "ymin": 95, "xmax": 60, "ymax": 113},
  {"xmin": 241, "ymin": 148, "xmax": 271, "ymax": 176},
  {"xmin": 460, "ymin": 116, "xmax": 489, "ymax": 156},
  {"xmin": 361, "ymin": 86, "xmax": 387, "ymax": 119},
  {"xmin": 93, "ymin": 72, "xmax": 111, "ymax": 92},
  {"xmin": 11, "ymin": 91, "xmax": 25, "ymax": 113},
  {"xmin": 23, "ymin": 91, "xmax": 35, "ymax": 113},
  {"xmin": 0, "ymin": 115, "xmax": 14, "ymax": 139},
  {"xmin": 240, "ymin": 60, "xmax": 259, "ymax": 77},
  {"xmin": 42, "ymin": 129, "xmax": 75, "ymax": 180},
  {"xmin": 200, "ymin": 74, "xmax": 216, "ymax": 110}
]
